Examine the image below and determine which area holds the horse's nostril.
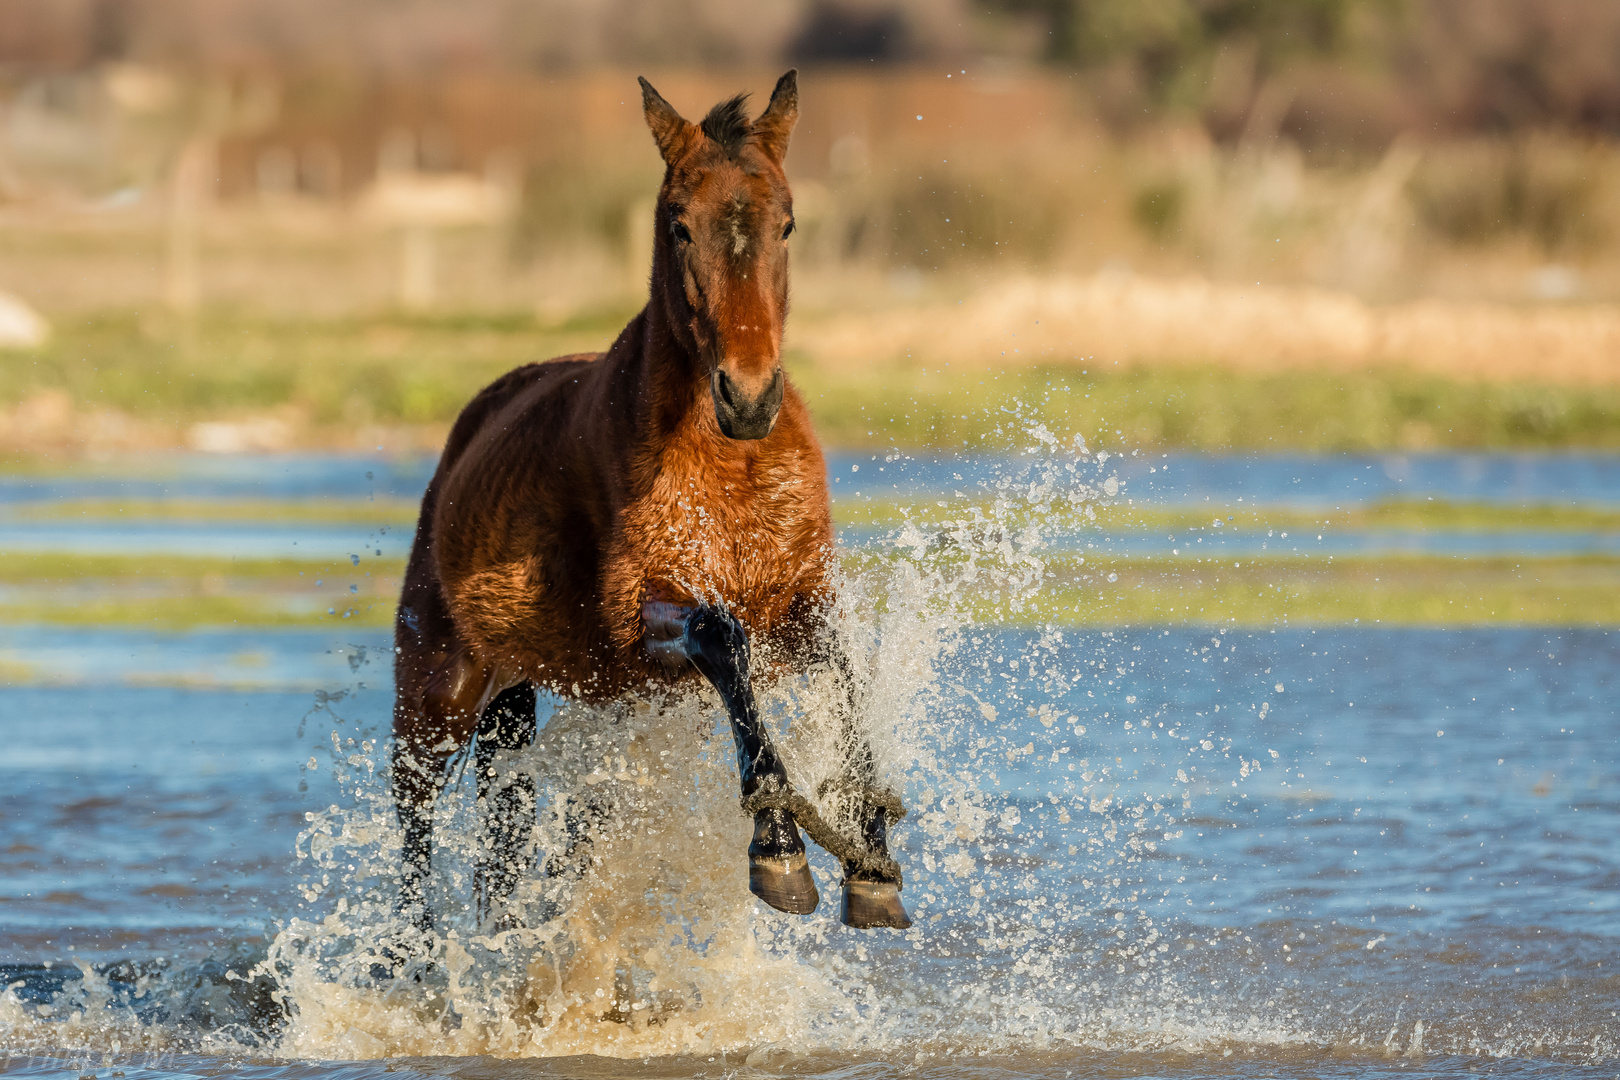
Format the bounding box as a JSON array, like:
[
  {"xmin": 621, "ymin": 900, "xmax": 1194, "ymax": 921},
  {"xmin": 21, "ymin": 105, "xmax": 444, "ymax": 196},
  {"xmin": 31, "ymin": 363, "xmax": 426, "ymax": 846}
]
[{"xmin": 716, "ymin": 370, "xmax": 736, "ymax": 408}]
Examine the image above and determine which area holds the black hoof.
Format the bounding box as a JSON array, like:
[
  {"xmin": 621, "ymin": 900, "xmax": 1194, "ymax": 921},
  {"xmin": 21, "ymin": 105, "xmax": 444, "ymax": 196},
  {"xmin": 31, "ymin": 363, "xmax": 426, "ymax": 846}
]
[
  {"xmin": 750, "ymin": 851, "xmax": 820, "ymax": 914},
  {"xmin": 841, "ymin": 878, "xmax": 911, "ymax": 929}
]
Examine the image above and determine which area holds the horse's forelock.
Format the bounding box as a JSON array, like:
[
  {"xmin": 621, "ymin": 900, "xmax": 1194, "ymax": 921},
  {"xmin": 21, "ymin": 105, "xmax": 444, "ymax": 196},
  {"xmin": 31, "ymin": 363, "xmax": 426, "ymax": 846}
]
[{"xmin": 700, "ymin": 94, "xmax": 752, "ymax": 160}]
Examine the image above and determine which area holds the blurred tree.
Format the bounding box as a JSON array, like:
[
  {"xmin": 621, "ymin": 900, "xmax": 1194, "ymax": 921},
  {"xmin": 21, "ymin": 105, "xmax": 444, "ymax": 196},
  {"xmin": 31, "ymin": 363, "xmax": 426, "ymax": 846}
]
[
  {"xmin": 984, "ymin": 0, "xmax": 1620, "ymax": 141},
  {"xmin": 1399, "ymin": 0, "xmax": 1620, "ymax": 134},
  {"xmin": 989, "ymin": 0, "xmax": 1398, "ymax": 113},
  {"xmin": 3, "ymin": 0, "xmax": 1620, "ymax": 140}
]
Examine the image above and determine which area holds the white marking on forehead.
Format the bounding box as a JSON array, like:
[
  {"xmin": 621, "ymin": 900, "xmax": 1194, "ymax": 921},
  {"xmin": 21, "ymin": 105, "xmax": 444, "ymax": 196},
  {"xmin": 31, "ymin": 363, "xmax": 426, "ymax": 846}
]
[{"xmin": 728, "ymin": 194, "xmax": 751, "ymax": 256}]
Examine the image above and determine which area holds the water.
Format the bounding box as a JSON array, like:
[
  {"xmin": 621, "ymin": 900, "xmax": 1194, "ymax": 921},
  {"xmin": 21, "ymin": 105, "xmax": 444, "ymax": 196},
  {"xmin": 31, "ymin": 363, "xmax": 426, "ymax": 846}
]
[
  {"xmin": 0, "ymin": 456, "xmax": 435, "ymax": 506},
  {"xmin": 1, "ymin": 451, "xmax": 1617, "ymax": 1079},
  {"xmin": 4, "ymin": 449, "xmax": 1618, "ymax": 508},
  {"xmin": 828, "ymin": 450, "xmax": 1620, "ymax": 507},
  {"xmin": 0, "ymin": 522, "xmax": 407, "ymax": 562}
]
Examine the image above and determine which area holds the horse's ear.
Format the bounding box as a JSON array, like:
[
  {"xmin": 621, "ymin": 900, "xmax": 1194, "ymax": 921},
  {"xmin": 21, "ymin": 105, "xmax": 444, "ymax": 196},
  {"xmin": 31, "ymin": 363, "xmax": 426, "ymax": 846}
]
[
  {"xmin": 639, "ymin": 77, "xmax": 697, "ymax": 165},
  {"xmin": 752, "ymin": 69, "xmax": 798, "ymax": 165}
]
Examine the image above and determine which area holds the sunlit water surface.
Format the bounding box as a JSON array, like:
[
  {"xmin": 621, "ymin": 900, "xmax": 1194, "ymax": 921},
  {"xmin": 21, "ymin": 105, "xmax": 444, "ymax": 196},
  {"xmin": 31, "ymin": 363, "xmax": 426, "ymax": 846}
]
[{"xmin": 1, "ymin": 449, "xmax": 1616, "ymax": 1079}]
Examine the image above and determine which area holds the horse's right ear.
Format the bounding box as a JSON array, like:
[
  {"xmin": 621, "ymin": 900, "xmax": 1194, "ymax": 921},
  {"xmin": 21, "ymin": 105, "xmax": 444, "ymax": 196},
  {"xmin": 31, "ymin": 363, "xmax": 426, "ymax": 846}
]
[{"xmin": 639, "ymin": 77, "xmax": 697, "ymax": 165}]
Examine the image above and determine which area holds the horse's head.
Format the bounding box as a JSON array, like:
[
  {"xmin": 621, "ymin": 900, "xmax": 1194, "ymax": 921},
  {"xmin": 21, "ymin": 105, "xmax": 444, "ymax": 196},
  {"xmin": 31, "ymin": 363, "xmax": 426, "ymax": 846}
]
[{"xmin": 640, "ymin": 72, "xmax": 799, "ymax": 441}]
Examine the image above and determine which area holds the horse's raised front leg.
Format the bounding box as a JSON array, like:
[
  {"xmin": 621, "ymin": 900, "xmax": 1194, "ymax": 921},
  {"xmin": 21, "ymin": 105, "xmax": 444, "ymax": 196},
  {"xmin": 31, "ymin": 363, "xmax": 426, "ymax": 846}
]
[
  {"xmin": 645, "ymin": 601, "xmax": 819, "ymax": 915},
  {"xmin": 825, "ymin": 642, "xmax": 912, "ymax": 929}
]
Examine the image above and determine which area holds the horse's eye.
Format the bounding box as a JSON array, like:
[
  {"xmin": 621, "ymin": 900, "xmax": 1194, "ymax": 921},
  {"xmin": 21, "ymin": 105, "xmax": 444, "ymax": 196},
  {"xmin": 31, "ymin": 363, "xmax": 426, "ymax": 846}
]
[
  {"xmin": 671, "ymin": 219, "xmax": 692, "ymax": 244},
  {"xmin": 782, "ymin": 220, "xmax": 795, "ymax": 240}
]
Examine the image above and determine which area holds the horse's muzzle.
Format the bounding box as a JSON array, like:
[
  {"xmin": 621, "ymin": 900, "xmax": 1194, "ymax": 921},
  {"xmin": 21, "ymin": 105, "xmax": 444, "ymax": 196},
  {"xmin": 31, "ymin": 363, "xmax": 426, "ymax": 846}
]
[{"xmin": 712, "ymin": 366, "xmax": 784, "ymax": 441}]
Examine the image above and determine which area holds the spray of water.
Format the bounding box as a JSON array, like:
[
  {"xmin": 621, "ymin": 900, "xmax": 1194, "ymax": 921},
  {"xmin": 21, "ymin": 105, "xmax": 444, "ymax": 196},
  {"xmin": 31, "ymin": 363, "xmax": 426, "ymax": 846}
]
[{"xmin": 238, "ymin": 426, "xmax": 1233, "ymax": 1060}]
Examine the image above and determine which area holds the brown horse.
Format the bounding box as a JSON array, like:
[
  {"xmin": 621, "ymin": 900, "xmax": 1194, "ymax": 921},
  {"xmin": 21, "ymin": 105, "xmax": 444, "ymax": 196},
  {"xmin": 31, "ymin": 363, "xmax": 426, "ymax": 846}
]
[{"xmin": 388, "ymin": 71, "xmax": 909, "ymax": 953}]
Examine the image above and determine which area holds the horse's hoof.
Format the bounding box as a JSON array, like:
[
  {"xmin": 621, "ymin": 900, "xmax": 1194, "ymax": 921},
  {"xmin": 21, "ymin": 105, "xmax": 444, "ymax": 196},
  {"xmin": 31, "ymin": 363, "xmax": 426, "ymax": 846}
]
[
  {"xmin": 749, "ymin": 851, "xmax": 820, "ymax": 914},
  {"xmin": 841, "ymin": 878, "xmax": 911, "ymax": 929}
]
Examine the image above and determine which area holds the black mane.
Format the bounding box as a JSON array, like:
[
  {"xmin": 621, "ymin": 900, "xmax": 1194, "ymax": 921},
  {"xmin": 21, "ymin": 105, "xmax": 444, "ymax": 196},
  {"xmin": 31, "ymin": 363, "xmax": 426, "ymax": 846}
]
[{"xmin": 701, "ymin": 93, "xmax": 752, "ymax": 159}]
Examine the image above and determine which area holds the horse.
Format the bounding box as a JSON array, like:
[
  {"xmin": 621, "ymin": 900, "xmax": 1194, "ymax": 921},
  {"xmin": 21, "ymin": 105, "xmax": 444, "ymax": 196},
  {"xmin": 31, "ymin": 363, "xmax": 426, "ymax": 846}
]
[{"xmin": 387, "ymin": 70, "xmax": 910, "ymax": 953}]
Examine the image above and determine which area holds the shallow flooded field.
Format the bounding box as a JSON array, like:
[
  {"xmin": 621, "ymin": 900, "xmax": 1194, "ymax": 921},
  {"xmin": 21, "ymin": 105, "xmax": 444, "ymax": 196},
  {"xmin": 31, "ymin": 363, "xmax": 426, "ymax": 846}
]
[{"xmin": 0, "ymin": 451, "xmax": 1615, "ymax": 1079}]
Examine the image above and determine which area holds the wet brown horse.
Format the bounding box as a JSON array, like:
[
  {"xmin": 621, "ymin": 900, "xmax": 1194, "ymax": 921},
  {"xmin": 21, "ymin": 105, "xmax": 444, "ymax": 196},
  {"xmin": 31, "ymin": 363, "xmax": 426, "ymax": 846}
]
[{"xmin": 389, "ymin": 71, "xmax": 909, "ymax": 947}]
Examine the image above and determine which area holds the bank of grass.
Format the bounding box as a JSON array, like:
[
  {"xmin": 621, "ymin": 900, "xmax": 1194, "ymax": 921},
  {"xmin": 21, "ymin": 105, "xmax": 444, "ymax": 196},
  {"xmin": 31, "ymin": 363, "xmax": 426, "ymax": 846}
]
[
  {"xmin": 7, "ymin": 308, "xmax": 1620, "ymax": 453},
  {"xmin": 17, "ymin": 494, "xmax": 1619, "ymax": 533},
  {"xmin": 867, "ymin": 554, "xmax": 1620, "ymax": 628},
  {"xmin": 789, "ymin": 360, "xmax": 1620, "ymax": 453},
  {"xmin": 11, "ymin": 493, "xmax": 1620, "ymax": 535},
  {"xmin": 3, "ymin": 307, "xmax": 630, "ymax": 433},
  {"xmin": 1031, "ymin": 555, "xmax": 1620, "ymax": 627},
  {"xmin": 0, "ymin": 552, "xmax": 401, "ymax": 628},
  {"xmin": 1, "ymin": 548, "xmax": 1612, "ymax": 629},
  {"xmin": 0, "ymin": 595, "xmax": 392, "ymax": 629},
  {"xmin": 835, "ymin": 497, "xmax": 1620, "ymax": 533}
]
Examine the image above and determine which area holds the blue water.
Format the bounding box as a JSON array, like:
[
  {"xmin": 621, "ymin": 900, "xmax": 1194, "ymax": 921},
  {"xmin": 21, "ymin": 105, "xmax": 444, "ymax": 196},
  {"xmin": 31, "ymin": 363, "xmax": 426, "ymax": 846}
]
[
  {"xmin": 2, "ymin": 449, "xmax": 1617, "ymax": 507},
  {"xmin": 0, "ymin": 452, "xmax": 1616, "ymax": 1078},
  {"xmin": 0, "ymin": 456, "xmax": 433, "ymax": 506},
  {"xmin": 829, "ymin": 450, "xmax": 1620, "ymax": 506},
  {"xmin": 1, "ymin": 626, "xmax": 1615, "ymax": 1074},
  {"xmin": 0, "ymin": 521, "xmax": 407, "ymax": 561}
]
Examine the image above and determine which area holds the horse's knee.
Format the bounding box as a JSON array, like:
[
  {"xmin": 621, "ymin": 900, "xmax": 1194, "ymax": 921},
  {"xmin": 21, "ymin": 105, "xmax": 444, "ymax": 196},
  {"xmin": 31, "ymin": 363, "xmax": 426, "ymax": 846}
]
[{"xmin": 392, "ymin": 649, "xmax": 492, "ymax": 781}]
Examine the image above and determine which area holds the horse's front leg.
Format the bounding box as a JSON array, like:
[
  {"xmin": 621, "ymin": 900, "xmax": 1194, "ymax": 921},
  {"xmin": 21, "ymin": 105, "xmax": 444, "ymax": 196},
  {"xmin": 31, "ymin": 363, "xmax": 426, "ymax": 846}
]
[
  {"xmin": 391, "ymin": 645, "xmax": 508, "ymax": 936},
  {"xmin": 645, "ymin": 601, "xmax": 820, "ymax": 915},
  {"xmin": 474, "ymin": 682, "xmax": 538, "ymax": 927},
  {"xmin": 825, "ymin": 641, "xmax": 912, "ymax": 929}
]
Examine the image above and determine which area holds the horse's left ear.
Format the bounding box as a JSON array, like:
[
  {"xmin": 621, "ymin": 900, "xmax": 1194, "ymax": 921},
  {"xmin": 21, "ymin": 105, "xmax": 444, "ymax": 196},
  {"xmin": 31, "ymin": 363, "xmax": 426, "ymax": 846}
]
[{"xmin": 752, "ymin": 69, "xmax": 798, "ymax": 165}]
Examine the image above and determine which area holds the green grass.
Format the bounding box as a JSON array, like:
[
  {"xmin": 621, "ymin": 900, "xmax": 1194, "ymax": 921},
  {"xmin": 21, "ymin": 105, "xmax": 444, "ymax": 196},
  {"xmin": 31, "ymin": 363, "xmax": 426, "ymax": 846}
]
[
  {"xmin": 3, "ymin": 307, "xmax": 631, "ymax": 429},
  {"xmin": 834, "ymin": 496, "xmax": 1620, "ymax": 533},
  {"xmin": 6, "ymin": 308, "xmax": 1620, "ymax": 452},
  {"xmin": 0, "ymin": 552, "xmax": 402, "ymax": 628},
  {"xmin": 0, "ymin": 595, "xmax": 393, "ymax": 629},
  {"xmin": 789, "ymin": 360, "xmax": 1620, "ymax": 452},
  {"xmin": 0, "ymin": 547, "xmax": 1608, "ymax": 628},
  {"xmin": 1031, "ymin": 555, "xmax": 1620, "ymax": 627},
  {"xmin": 849, "ymin": 553, "xmax": 1620, "ymax": 628},
  {"xmin": 13, "ymin": 492, "xmax": 1617, "ymax": 534}
]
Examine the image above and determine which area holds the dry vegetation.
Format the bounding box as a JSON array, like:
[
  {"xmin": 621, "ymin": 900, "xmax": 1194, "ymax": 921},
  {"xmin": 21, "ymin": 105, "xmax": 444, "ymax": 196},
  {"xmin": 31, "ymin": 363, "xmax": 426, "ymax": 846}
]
[{"xmin": 4, "ymin": 13, "xmax": 1620, "ymax": 455}]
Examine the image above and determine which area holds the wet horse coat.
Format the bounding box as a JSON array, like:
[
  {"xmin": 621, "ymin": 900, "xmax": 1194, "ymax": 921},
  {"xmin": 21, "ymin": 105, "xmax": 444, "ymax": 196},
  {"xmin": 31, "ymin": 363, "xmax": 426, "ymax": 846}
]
[{"xmin": 389, "ymin": 72, "xmax": 909, "ymax": 940}]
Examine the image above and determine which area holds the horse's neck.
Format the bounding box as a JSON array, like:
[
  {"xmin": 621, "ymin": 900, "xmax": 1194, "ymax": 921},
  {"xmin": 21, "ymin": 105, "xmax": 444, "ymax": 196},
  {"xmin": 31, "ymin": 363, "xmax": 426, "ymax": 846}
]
[{"xmin": 627, "ymin": 285, "xmax": 710, "ymax": 447}]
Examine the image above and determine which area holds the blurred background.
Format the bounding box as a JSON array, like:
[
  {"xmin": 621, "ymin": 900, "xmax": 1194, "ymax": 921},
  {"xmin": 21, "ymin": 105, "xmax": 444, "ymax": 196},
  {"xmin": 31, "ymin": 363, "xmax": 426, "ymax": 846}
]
[{"xmin": 1, "ymin": 0, "xmax": 1619, "ymax": 455}]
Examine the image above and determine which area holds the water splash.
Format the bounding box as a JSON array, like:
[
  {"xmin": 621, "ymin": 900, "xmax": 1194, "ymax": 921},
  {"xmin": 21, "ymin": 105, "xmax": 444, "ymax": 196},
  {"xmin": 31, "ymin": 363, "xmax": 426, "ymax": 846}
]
[{"xmin": 244, "ymin": 429, "xmax": 1226, "ymax": 1060}]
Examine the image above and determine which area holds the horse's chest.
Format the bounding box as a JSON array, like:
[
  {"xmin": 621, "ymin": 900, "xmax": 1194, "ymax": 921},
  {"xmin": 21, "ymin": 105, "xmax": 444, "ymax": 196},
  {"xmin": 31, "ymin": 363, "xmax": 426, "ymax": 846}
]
[{"xmin": 622, "ymin": 474, "xmax": 820, "ymax": 604}]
